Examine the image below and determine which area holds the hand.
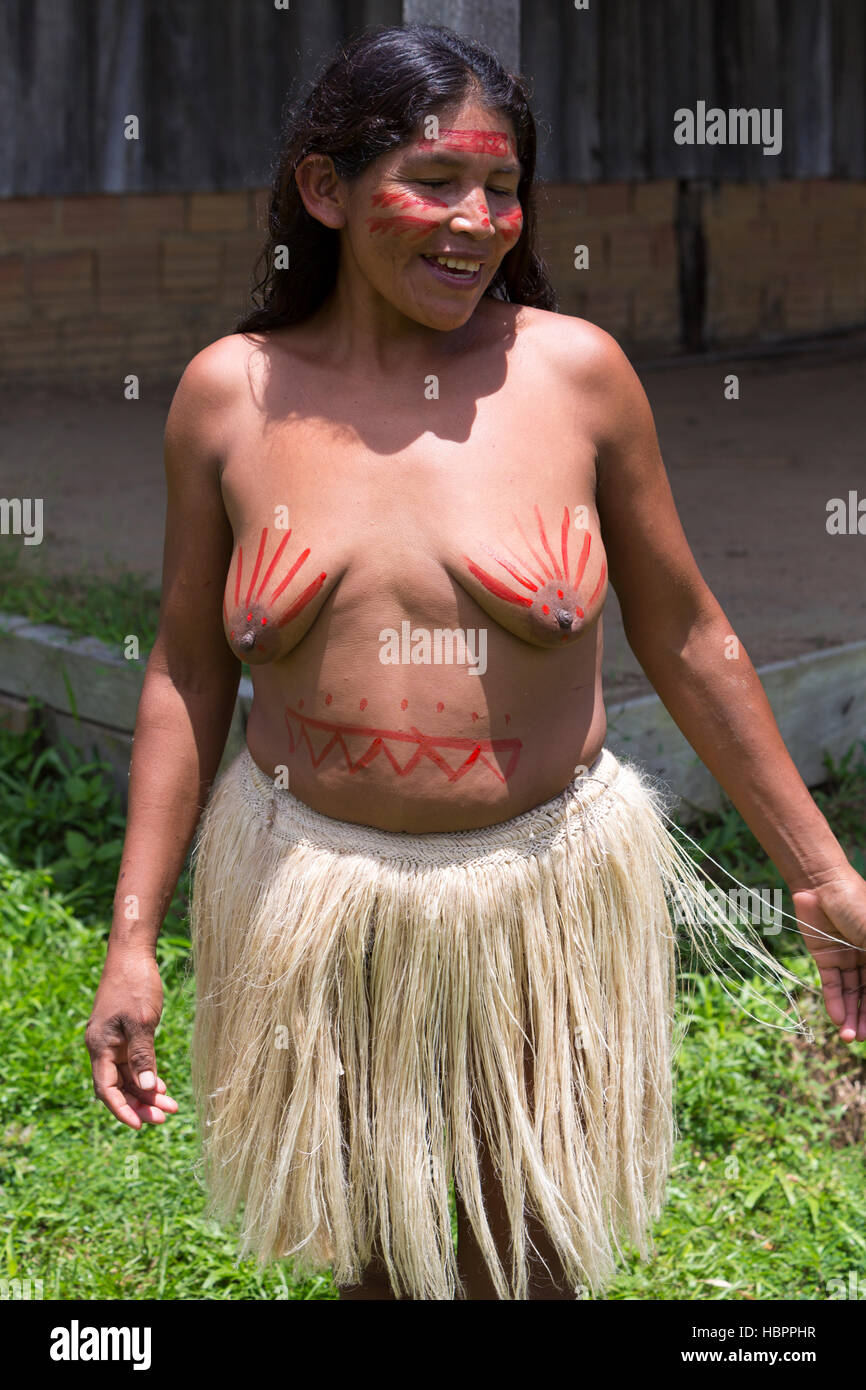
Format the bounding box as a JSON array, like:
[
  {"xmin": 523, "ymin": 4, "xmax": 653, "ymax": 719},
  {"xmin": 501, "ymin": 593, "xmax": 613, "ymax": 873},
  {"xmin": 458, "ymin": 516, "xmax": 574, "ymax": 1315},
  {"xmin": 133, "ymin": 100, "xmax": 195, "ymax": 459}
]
[
  {"xmin": 790, "ymin": 865, "xmax": 866, "ymax": 1043},
  {"xmin": 85, "ymin": 946, "xmax": 179, "ymax": 1129}
]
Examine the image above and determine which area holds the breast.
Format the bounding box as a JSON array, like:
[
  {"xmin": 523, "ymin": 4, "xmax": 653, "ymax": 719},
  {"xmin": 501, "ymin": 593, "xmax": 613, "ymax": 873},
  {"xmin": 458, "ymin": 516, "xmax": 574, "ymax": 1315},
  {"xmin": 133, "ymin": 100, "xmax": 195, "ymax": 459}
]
[
  {"xmin": 221, "ymin": 522, "xmax": 337, "ymax": 664},
  {"xmin": 447, "ymin": 500, "xmax": 608, "ymax": 648}
]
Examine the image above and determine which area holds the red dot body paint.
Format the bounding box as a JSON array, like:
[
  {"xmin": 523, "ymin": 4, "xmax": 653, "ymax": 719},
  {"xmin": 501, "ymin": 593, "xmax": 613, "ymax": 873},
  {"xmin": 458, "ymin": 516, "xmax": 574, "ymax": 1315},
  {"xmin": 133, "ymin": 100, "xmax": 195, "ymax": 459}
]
[{"xmin": 464, "ymin": 503, "xmax": 607, "ymax": 641}]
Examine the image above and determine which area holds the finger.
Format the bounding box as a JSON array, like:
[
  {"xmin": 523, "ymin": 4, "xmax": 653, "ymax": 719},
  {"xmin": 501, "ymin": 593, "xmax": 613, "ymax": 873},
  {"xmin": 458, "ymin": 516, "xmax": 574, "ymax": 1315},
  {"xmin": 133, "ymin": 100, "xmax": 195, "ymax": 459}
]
[
  {"xmin": 151, "ymin": 1091, "xmax": 178, "ymax": 1112},
  {"xmin": 119, "ymin": 1092, "xmax": 168, "ymax": 1124},
  {"xmin": 839, "ymin": 968, "xmax": 862, "ymax": 1042},
  {"xmin": 92, "ymin": 1055, "xmax": 145, "ymax": 1129},
  {"xmin": 817, "ymin": 967, "xmax": 848, "ymax": 1028},
  {"xmin": 118, "ymin": 1063, "xmax": 178, "ymax": 1115},
  {"xmin": 124, "ymin": 1027, "xmax": 158, "ymax": 1092}
]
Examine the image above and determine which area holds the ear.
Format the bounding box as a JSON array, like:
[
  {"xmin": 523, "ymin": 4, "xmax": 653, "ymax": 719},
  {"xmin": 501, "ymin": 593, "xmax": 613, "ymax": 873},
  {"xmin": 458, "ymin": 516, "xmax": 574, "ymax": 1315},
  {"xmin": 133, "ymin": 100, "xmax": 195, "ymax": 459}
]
[{"xmin": 294, "ymin": 153, "xmax": 347, "ymax": 230}]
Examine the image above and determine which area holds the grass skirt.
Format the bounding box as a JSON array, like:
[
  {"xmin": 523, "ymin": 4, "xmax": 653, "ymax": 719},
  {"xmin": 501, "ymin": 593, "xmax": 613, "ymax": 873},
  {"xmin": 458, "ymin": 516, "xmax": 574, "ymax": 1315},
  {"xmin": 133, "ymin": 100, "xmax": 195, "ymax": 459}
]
[{"xmin": 188, "ymin": 744, "xmax": 804, "ymax": 1301}]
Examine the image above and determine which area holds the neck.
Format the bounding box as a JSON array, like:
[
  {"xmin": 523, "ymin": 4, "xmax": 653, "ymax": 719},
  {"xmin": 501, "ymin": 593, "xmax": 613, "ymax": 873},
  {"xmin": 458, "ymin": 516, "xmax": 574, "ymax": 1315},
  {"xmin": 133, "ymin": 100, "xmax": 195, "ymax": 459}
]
[{"xmin": 308, "ymin": 263, "xmax": 482, "ymax": 378}]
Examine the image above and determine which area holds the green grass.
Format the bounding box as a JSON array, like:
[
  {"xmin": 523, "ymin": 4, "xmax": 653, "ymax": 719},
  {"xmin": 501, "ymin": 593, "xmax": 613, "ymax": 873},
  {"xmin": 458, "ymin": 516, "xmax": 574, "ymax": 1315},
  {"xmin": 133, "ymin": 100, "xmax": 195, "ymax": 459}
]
[
  {"xmin": 0, "ymin": 556, "xmax": 253, "ymax": 680},
  {"xmin": 0, "ymin": 552, "xmax": 162, "ymax": 652},
  {"xmin": 1, "ymin": 717, "xmax": 865, "ymax": 1300}
]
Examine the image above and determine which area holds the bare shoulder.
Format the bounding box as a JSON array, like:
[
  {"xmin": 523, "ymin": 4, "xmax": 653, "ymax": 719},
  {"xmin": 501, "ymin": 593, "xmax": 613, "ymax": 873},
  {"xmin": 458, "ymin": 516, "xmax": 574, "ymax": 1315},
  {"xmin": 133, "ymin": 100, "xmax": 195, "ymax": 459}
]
[
  {"xmin": 514, "ymin": 305, "xmax": 655, "ymax": 450},
  {"xmin": 165, "ymin": 332, "xmax": 258, "ymax": 460},
  {"xmin": 514, "ymin": 305, "xmax": 636, "ymax": 386}
]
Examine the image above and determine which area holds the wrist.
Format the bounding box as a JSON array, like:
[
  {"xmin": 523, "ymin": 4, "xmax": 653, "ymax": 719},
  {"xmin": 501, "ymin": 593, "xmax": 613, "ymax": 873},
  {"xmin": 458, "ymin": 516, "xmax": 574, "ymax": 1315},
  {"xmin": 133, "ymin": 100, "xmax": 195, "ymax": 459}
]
[
  {"xmin": 106, "ymin": 928, "xmax": 159, "ymax": 961},
  {"xmin": 785, "ymin": 856, "xmax": 852, "ymax": 895}
]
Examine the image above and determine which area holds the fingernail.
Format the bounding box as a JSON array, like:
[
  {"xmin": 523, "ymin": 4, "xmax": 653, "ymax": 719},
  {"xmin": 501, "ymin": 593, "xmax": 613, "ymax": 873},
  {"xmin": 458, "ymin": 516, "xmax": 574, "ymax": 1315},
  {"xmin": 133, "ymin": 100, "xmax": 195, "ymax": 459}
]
[{"xmin": 138, "ymin": 1070, "xmax": 156, "ymax": 1089}]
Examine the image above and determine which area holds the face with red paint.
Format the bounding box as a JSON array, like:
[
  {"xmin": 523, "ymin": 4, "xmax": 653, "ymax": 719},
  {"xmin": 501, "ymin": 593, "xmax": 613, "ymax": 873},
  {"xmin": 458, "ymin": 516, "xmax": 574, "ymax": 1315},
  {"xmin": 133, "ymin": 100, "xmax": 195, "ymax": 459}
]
[{"xmin": 294, "ymin": 95, "xmax": 524, "ymax": 334}]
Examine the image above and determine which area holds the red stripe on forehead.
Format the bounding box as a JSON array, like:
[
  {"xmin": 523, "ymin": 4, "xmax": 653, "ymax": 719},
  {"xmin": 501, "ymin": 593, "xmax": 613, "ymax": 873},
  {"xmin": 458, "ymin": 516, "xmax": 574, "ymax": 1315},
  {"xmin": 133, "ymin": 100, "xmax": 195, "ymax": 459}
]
[{"xmin": 415, "ymin": 128, "xmax": 517, "ymax": 158}]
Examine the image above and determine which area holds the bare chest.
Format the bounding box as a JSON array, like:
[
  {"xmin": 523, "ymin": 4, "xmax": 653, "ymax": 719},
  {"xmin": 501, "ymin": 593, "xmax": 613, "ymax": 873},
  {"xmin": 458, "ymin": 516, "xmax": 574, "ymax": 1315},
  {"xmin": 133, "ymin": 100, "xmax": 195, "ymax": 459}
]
[{"xmin": 218, "ymin": 361, "xmax": 607, "ymax": 662}]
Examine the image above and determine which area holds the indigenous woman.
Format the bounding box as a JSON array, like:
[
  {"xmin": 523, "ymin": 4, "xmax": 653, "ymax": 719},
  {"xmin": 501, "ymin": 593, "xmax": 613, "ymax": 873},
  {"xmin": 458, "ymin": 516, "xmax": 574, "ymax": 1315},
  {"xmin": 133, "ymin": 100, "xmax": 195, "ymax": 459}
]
[{"xmin": 86, "ymin": 25, "xmax": 866, "ymax": 1301}]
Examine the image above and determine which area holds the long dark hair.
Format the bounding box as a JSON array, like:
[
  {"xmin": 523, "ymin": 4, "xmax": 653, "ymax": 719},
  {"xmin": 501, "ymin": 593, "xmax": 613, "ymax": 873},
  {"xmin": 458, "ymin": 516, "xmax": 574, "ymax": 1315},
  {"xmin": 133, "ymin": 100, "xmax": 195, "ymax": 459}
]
[{"xmin": 236, "ymin": 23, "xmax": 556, "ymax": 334}]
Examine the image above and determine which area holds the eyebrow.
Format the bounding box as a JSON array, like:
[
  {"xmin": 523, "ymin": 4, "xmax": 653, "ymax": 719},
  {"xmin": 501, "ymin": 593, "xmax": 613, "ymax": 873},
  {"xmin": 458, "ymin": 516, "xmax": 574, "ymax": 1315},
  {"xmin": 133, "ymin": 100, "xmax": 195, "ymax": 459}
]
[{"xmin": 401, "ymin": 152, "xmax": 522, "ymax": 177}]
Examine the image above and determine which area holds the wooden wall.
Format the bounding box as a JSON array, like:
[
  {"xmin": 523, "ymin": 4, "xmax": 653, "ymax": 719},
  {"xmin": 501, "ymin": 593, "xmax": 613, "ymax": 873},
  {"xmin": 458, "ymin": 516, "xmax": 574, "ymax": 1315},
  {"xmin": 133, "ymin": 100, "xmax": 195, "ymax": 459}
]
[
  {"xmin": 524, "ymin": 0, "xmax": 866, "ymax": 181},
  {"xmin": 1, "ymin": 0, "xmax": 864, "ymax": 196}
]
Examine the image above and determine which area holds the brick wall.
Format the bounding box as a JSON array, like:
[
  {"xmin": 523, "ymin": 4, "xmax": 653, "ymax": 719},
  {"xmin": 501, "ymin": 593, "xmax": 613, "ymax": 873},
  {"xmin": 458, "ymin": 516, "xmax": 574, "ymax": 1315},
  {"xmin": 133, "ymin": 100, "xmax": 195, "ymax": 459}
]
[
  {"xmin": 702, "ymin": 180, "xmax": 866, "ymax": 342},
  {"xmin": 539, "ymin": 181, "xmax": 680, "ymax": 347},
  {"xmin": 0, "ymin": 180, "xmax": 863, "ymax": 385},
  {"xmin": 0, "ymin": 190, "xmax": 267, "ymax": 383}
]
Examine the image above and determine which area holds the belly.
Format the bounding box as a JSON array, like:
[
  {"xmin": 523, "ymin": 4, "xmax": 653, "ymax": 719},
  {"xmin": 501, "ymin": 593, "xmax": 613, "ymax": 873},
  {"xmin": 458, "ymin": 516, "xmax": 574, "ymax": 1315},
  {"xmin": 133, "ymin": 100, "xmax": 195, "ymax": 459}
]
[{"xmin": 244, "ymin": 605, "xmax": 606, "ymax": 832}]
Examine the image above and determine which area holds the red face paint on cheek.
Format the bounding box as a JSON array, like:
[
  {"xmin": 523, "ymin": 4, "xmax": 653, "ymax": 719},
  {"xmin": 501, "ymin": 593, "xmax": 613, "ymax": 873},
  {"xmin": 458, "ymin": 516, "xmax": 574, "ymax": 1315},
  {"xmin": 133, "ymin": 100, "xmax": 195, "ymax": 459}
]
[
  {"xmin": 496, "ymin": 206, "xmax": 523, "ymax": 244},
  {"xmin": 366, "ymin": 215, "xmax": 441, "ymax": 239},
  {"xmin": 371, "ymin": 189, "xmax": 447, "ymax": 210}
]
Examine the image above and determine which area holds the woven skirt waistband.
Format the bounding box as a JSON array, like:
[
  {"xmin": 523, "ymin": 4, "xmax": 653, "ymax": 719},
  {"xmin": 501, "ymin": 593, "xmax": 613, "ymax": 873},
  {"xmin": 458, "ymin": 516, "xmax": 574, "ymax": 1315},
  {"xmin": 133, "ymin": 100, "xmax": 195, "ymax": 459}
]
[{"xmin": 237, "ymin": 745, "xmax": 623, "ymax": 864}]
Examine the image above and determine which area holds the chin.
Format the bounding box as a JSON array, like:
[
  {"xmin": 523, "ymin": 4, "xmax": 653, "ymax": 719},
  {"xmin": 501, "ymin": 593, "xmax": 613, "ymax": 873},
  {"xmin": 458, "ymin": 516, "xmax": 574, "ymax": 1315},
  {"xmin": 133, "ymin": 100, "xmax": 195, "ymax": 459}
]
[{"xmin": 404, "ymin": 296, "xmax": 481, "ymax": 331}]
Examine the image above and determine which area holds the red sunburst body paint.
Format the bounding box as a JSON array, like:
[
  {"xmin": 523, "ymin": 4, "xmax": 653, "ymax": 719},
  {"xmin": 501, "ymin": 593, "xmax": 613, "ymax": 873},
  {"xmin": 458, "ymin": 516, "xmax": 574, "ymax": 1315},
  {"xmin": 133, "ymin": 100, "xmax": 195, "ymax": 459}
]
[
  {"xmin": 464, "ymin": 504, "xmax": 607, "ymax": 644},
  {"xmin": 224, "ymin": 526, "xmax": 327, "ymax": 659}
]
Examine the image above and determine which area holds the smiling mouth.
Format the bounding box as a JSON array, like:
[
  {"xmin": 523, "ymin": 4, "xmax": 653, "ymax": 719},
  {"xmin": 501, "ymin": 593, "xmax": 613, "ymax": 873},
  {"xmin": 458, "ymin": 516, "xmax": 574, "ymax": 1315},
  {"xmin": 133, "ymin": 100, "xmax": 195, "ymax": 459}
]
[{"xmin": 420, "ymin": 254, "xmax": 483, "ymax": 285}]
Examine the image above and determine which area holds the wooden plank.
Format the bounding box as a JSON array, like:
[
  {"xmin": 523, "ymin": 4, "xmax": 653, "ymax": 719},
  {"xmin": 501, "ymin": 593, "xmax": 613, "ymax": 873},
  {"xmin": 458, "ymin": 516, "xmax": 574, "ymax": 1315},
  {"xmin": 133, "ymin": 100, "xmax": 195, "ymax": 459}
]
[
  {"xmin": 832, "ymin": 0, "xmax": 866, "ymax": 178},
  {"xmin": 665, "ymin": 0, "xmax": 698, "ymax": 180},
  {"xmin": 599, "ymin": 0, "xmax": 640, "ymax": 180},
  {"xmin": 607, "ymin": 640, "xmax": 866, "ymax": 820},
  {"xmin": 350, "ymin": 0, "xmax": 403, "ymax": 33},
  {"xmin": 781, "ymin": 0, "xmax": 833, "ymax": 178},
  {"xmin": 0, "ymin": 691, "xmax": 33, "ymax": 735},
  {"xmin": 562, "ymin": 0, "xmax": 602, "ymax": 182},
  {"xmin": 0, "ymin": 614, "xmax": 145, "ymax": 728},
  {"xmin": 519, "ymin": 0, "xmax": 565, "ymax": 180},
  {"xmin": 736, "ymin": 0, "xmax": 781, "ymax": 183},
  {"xmin": 94, "ymin": 0, "xmax": 146, "ymax": 194},
  {"xmin": 402, "ymin": 0, "xmax": 520, "ymax": 72},
  {"xmin": 640, "ymin": 0, "xmax": 672, "ymax": 180}
]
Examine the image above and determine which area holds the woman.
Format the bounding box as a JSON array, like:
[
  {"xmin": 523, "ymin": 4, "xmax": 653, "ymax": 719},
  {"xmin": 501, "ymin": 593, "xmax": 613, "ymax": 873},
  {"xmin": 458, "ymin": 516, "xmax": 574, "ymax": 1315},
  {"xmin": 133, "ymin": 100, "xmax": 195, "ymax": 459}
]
[{"xmin": 85, "ymin": 24, "xmax": 866, "ymax": 1301}]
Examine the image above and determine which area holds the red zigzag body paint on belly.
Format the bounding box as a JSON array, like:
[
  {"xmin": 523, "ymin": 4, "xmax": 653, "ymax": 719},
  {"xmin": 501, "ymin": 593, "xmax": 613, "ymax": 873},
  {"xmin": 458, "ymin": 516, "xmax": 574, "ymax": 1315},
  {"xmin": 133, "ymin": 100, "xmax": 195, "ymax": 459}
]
[{"xmin": 284, "ymin": 704, "xmax": 522, "ymax": 783}]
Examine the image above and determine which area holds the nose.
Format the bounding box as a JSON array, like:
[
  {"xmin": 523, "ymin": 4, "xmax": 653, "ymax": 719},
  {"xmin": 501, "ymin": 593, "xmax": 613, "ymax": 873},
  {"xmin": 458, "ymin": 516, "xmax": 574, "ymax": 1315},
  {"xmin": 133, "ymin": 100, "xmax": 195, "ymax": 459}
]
[{"xmin": 449, "ymin": 192, "xmax": 495, "ymax": 237}]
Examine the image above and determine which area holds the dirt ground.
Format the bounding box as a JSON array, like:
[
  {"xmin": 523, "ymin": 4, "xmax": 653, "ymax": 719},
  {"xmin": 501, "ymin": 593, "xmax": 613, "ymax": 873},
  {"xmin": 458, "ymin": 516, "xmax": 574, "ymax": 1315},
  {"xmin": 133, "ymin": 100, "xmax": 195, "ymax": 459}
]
[{"xmin": 1, "ymin": 331, "xmax": 864, "ymax": 702}]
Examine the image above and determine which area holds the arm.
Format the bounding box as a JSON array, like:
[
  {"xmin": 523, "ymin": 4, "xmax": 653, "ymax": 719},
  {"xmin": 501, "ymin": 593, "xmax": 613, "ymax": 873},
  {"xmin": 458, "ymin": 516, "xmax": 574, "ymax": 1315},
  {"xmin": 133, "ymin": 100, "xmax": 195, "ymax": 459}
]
[
  {"xmin": 85, "ymin": 343, "xmax": 243, "ymax": 1127},
  {"xmin": 586, "ymin": 329, "xmax": 866, "ymax": 1040}
]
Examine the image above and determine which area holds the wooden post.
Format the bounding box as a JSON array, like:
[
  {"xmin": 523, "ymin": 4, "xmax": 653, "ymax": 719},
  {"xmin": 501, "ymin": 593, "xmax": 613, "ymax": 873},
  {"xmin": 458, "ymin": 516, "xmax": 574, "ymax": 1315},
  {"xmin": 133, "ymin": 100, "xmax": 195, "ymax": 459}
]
[{"xmin": 402, "ymin": 0, "xmax": 521, "ymax": 74}]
